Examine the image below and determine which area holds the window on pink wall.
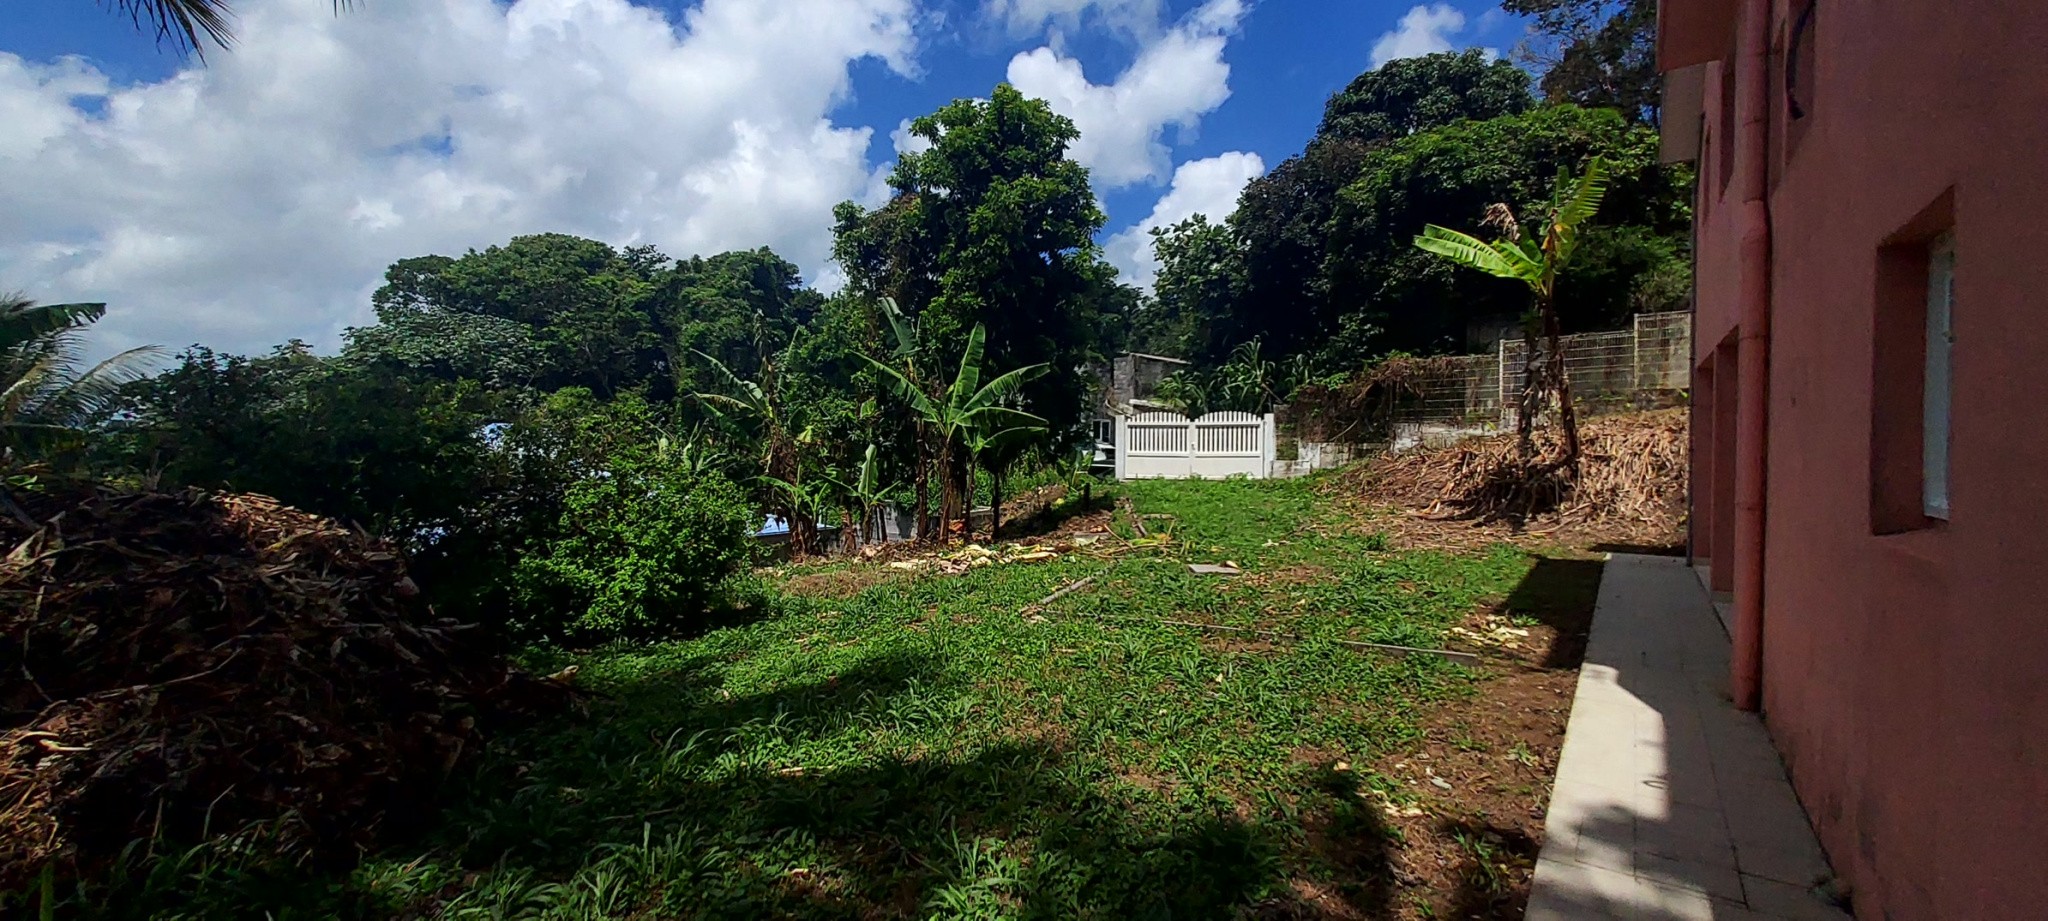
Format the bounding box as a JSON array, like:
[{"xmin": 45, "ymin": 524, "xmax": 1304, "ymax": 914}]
[
  {"xmin": 1922, "ymin": 233, "xmax": 1954, "ymax": 519},
  {"xmin": 1717, "ymin": 59, "xmax": 1736, "ymax": 200},
  {"xmin": 1870, "ymin": 191, "xmax": 1955, "ymax": 534}
]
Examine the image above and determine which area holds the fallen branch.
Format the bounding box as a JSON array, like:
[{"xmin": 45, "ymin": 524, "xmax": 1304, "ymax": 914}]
[{"xmin": 1021, "ymin": 576, "xmax": 1097, "ymax": 615}]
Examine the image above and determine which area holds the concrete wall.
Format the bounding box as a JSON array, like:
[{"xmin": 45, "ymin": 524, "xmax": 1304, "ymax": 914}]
[{"xmin": 1679, "ymin": 2, "xmax": 2048, "ymax": 918}]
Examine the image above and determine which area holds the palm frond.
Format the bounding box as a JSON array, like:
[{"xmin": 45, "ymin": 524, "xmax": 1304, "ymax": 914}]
[
  {"xmin": 857, "ymin": 354, "xmax": 940, "ymax": 420},
  {"xmin": 961, "ymin": 363, "xmax": 1047, "ymax": 414},
  {"xmin": 107, "ymin": 0, "xmax": 359, "ymax": 56},
  {"xmin": 31, "ymin": 345, "xmax": 162, "ymax": 425},
  {"xmin": 950, "ymin": 322, "xmax": 989, "ymax": 408},
  {"xmin": 1414, "ymin": 225, "xmax": 1529, "ymax": 280},
  {"xmin": 689, "ymin": 348, "xmax": 769, "ymax": 416},
  {"xmin": 110, "ymin": 0, "xmax": 238, "ymax": 53},
  {"xmin": 0, "ymin": 297, "xmax": 106, "ymax": 351},
  {"xmin": 1555, "ymin": 156, "xmax": 1610, "ymax": 230},
  {"xmin": 877, "ymin": 296, "xmax": 917, "ymax": 357},
  {"xmin": 967, "ymin": 404, "xmax": 1048, "ymax": 430}
]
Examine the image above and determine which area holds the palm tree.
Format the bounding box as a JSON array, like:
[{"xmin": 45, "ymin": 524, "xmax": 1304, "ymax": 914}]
[
  {"xmin": 1, "ymin": 296, "xmax": 160, "ymax": 470},
  {"xmin": 1414, "ymin": 157, "xmax": 1610, "ymax": 471},
  {"xmin": 862, "ymin": 322, "xmax": 1046, "ymax": 543},
  {"xmin": 103, "ymin": 0, "xmax": 353, "ymax": 56}
]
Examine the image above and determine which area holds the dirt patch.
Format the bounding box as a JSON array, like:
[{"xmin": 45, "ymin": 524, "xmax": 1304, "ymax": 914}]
[
  {"xmin": 1200, "ymin": 635, "xmax": 1283, "ymax": 655},
  {"xmin": 1370, "ymin": 559, "xmax": 1596, "ymax": 920},
  {"xmin": 781, "ymin": 566, "xmax": 908, "ymax": 599},
  {"xmin": 1261, "ymin": 556, "xmax": 1598, "ymax": 920}
]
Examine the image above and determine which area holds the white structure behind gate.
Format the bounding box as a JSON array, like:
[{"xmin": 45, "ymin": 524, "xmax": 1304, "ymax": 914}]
[{"xmin": 1115, "ymin": 411, "xmax": 1276, "ymax": 480}]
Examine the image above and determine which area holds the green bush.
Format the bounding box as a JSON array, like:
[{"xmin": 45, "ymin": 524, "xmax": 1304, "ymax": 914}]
[{"xmin": 510, "ymin": 457, "xmax": 755, "ymax": 641}]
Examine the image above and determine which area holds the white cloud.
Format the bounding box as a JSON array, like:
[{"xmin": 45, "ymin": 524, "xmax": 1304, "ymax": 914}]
[
  {"xmin": 985, "ymin": 0, "xmax": 1163, "ymax": 40},
  {"xmin": 1104, "ymin": 150, "xmax": 1263, "ymax": 291},
  {"xmin": 1006, "ymin": 0, "xmax": 1244, "ymax": 190},
  {"xmin": 1370, "ymin": 3, "xmax": 1488, "ymax": 69},
  {"xmin": 0, "ymin": 0, "xmax": 918, "ymax": 357},
  {"xmin": 889, "ymin": 117, "xmax": 933, "ymax": 158}
]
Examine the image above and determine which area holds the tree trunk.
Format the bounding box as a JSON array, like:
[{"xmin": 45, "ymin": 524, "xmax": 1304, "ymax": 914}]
[
  {"xmin": 1517, "ymin": 310, "xmax": 1544, "ymax": 462},
  {"xmin": 913, "ymin": 431, "xmax": 932, "ymax": 543},
  {"xmin": 936, "ymin": 440, "xmax": 961, "ymax": 543},
  {"xmin": 989, "ymin": 464, "xmax": 1004, "ymax": 540},
  {"xmin": 1539, "ymin": 296, "xmax": 1580, "ymax": 475}
]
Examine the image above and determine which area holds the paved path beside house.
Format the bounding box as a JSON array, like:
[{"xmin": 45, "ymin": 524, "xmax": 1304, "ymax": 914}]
[{"xmin": 1527, "ymin": 554, "xmax": 1851, "ymax": 921}]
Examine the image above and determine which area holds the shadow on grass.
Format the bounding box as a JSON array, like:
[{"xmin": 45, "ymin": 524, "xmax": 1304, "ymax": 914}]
[
  {"xmin": 423, "ymin": 652, "xmax": 1402, "ymax": 919},
  {"xmin": 66, "ymin": 647, "xmax": 1451, "ymax": 920},
  {"xmin": 1501, "ymin": 555, "xmax": 1604, "ymax": 669}
]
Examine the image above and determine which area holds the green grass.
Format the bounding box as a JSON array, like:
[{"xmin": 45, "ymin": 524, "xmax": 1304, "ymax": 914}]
[{"xmin": 70, "ymin": 478, "xmax": 1560, "ymax": 921}]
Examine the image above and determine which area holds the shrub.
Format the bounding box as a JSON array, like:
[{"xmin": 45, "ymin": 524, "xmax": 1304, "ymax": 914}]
[{"xmin": 509, "ymin": 455, "xmax": 756, "ymax": 641}]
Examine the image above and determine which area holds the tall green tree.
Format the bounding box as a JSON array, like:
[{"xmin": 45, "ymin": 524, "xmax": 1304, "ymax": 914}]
[
  {"xmin": 1319, "ymin": 49, "xmax": 1538, "ymax": 145},
  {"xmin": 1506, "ymin": 0, "xmax": 1660, "ymax": 124},
  {"xmin": 1138, "ymin": 215, "xmax": 1245, "ymax": 361},
  {"xmin": 362, "ymin": 237, "xmax": 821, "ymax": 402},
  {"xmin": 1323, "ymin": 104, "xmax": 1690, "ymax": 359},
  {"xmin": 1228, "ymin": 51, "xmax": 1536, "ymax": 359},
  {"xmin": 833, "ymin": 84, "xmax": 1111, "ymax": 444},
  {"xmin": 369, "ymin": 235, "xmax": 658, "ymax": 396}
]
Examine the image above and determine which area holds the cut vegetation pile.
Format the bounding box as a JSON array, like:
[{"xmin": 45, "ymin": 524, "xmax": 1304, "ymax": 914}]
[
  {"xmin": 1336, "ymin": 409, "xmax": 1688, "ymax": 546},
  {"xmin": 0, "ymin": 489, "xmax": 574, "ymax": 889}
]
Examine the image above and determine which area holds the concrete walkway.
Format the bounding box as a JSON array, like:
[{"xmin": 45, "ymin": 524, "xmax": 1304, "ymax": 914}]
[{"xmin": 1527, "ymin": 554, "xmax": 1850, "ymax": 921}]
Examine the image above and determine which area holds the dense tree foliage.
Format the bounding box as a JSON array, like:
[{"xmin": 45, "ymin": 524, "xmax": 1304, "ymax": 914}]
[
  {"xmin": 1319, "ymin": 49, "xmax": 1537, "ymax": 146},
  {"xmin": 833, "ymin": 84, "xmax": 1123, "ymax": 439},
  {"xmin": 1142, "ymin": 50, "xmax": 1689, "ymax": 372},
  {"xmin": 1325, "ymin": 105, "xmax": 1689, "ymax": 354},
  {"xmin": 1506, "ymin": 0, "xmax": 1660, "ymax": 124},
  {"xmin": 1215, "ymin": 51, "xmax": 1536, "ymax": 361},
  {"xmin": 1135, "ymin": 216, "xmax": 1243, "ymax": 360},
  {"xmin": 362, "ymin": 236, "xmax": 821, "ymax": 401}
]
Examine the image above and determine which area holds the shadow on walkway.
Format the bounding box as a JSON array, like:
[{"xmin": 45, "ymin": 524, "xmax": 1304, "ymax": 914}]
[{"xmin": 1527, "ymin": 554, "xmax": 1849, "ymax": 920}]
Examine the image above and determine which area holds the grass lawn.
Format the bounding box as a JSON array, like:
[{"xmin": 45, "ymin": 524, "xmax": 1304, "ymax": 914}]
[{"xmin": 111, "ymin": 477, "xmax": 1599, "ymax": 921}]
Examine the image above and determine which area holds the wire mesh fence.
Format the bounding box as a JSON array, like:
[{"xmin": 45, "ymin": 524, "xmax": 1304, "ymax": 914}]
[{"xmin": 1398, "ymin": 311, "xmax": 1690, "ymax": 431}]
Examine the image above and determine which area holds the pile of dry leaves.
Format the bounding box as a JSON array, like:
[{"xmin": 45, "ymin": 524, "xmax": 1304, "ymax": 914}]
[
  {"xmin": 1333, "ymin": 409, "xmax": 1689, "ymax": 548},
  {"xmin": 0, "ymin": 488, "xmax": 575, "ymax": 889}
]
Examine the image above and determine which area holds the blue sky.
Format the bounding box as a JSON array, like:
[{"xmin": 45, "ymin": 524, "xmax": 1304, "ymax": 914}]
[{"xmin": 0, "ymin": 0, "xmax": 1524, "ymax": 356}]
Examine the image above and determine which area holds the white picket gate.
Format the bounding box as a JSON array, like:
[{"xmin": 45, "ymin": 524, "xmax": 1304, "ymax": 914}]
[{"xmin": 1114, "ymin": 411, "xmax": 1276, "ymax": 480}]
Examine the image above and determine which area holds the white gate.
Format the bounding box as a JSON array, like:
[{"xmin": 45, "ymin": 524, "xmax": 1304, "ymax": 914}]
[{"xmin": 1114, "ymin": 411, "xmax": 1276, "ymax": 480}]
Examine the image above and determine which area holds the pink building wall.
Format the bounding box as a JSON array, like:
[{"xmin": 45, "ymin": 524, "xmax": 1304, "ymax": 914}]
[{"xmin": 1671, "ymin": 1, "xmax": 2048, "ymax": 918}]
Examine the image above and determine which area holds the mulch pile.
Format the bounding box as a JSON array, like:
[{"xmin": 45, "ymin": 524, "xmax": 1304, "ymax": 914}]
[
  {"xmin": 0, "ymin": 488, "xmax": 576, "ymax": 889},
  {"xmin": 1330, "ymin": 409, "xmax": 1688, "ymax": 548}
]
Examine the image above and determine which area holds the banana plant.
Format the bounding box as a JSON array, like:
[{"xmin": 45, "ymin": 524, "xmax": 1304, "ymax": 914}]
[
  {"xmin": 964, "ymin": 423, "xmax": 1044, "ymax": 541},
  {"xmin": 862, "ymin": 321, "xmax": 1046, "ymax": 542},
  {"xmin": 1414, "ymin": 156, "xmax": 1609, "ymax": 470},
  {"xmin": 823, "ymin": 442, "xmax": 897, "ymax": 549},
  {"xmin": 693, "ymin": 328, "xmax": 824, "ymax": 554}
]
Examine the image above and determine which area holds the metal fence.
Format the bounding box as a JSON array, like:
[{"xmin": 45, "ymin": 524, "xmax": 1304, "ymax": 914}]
[{"xmin": 1402, "ymin": 311, "xmax": 1691, "ymax": 431}]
